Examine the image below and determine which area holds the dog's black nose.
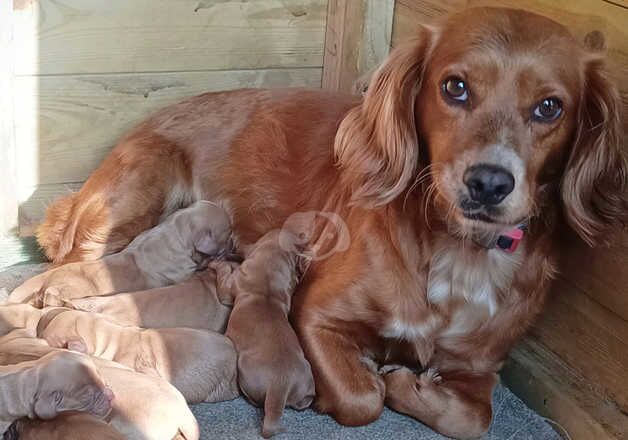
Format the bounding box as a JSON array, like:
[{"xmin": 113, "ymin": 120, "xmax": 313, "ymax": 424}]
[{"xmin": 463, "ymin": 165, "xmax": 515, "ymax": 206}]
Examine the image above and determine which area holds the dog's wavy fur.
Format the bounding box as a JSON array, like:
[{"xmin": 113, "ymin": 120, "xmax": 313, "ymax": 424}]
[{"xmin": 35, "ymin": 7, "xmax": 626, "ymax": 439}]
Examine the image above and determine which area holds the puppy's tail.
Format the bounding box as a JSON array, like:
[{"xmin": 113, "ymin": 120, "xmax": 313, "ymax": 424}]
[{"xmin": 262, "ymin": 384, "xmax": 288, "ymax": 438}]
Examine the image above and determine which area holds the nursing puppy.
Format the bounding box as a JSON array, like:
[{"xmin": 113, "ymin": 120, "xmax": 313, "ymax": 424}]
[
  {"xmin": 0, "ymin": 350, "xmax": 112, "ymax": 423},
  {"xmin": 0, "ymin": 333, "xmax": 199, "ymax": 440},
  {"xmin": 9, "ymin": 201, "xmax": 232, "ymax": 305},
  {"xmin": 4, "ymin": 413, "xmax": 125, "ymax": 440},
  {"xmin": 0, "ymin": 304, "xmax": 43, "ymax": 337},
  {"xmin": 66, "ymin": 267, "xmax": 230, "ymax": 331},
  {"xmin": 36, "ymin": 308, "xmax": 239, "ymax": 404},
  {"xmin": 214, "ymin": 230, "xmax": 314, "ymax": 438}
]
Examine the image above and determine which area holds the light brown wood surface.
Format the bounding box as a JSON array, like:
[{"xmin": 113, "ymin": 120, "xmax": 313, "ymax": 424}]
[
  {"xmin": 12, "ymin": 0, "xmax": 327, "ymax": 75},
  {"xmin": 0, "ymin": 1, "xmax": 17, "ymax": 237},
  {"xmin": 322, "ymin": 0, "xmax": 394, "ymax": 93}
]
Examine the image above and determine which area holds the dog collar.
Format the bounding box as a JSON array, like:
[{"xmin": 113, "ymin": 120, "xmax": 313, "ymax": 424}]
[{"xmin": 473, "ymin": 223, "xmax": 527, "ymax": 253}]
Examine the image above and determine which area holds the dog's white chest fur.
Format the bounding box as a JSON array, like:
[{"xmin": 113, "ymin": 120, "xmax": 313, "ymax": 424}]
[
  {"xmin": 427, "ymin": 238, "xmax": 523, "ymax": 335},
  {"xmin": 381, "ymin": 238, "xmax": 523, "ymax": 342}
]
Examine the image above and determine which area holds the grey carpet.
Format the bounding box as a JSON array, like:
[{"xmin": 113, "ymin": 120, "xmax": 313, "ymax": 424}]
[{"xmin": 0, "ymin": 251, "xmax": 561, "ymax": 439}]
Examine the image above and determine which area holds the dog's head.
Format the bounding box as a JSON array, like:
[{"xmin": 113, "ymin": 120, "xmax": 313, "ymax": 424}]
[{"xmin": 335, "ymin": 7, "xmax": 626, "ymax": 245}]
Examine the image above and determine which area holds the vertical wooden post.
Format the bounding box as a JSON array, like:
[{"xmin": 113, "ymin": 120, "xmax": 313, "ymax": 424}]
[
  {"xmin": 322, "ymin": 0, "xmax": 394, "ymax": 94},
  {"xmin": 0, "ymin": 1, "xmax": 17, "ymax": 238}
]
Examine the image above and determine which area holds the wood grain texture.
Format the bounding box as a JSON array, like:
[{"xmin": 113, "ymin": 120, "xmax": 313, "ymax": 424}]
[
  {"xmin": 14, "ymin": 68, "xmax": 322, "ymax": 186},
  {"xmin": 503, "ymin": 339, "xmax": 628, "ymax": 440},
  {"xmin": 532, "ymin": 277, "xmax": 628, "ymax": 412},
  {"xmin": 322, "ymin": 0, "xmax": 394, "ymax": 93},
  {"xmin": 0, "ymin": 0, "xmax": 17, "ymax": 237},
  {"xmin": 12, "ymin": 0, "xmax": 327, "ymax": 75}
]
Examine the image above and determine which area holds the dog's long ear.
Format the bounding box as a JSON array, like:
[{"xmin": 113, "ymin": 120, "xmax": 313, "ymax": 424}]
[
  {"xmin": 561, "ymin": 56, "xmax": 628, "ymax": 246},
  {"xmin": 334, "ymin": 26, "xmax": 436, "ymax": 207}
]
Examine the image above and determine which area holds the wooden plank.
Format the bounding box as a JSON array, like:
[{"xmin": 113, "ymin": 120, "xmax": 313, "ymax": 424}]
[
  {"xmin": 0, "ymin": 1, "xmax": 17, "ymax": 237},
  {"xmin": 503, "ymin": 338, "xmax": 628, "ymax": 440},
  {"xmin": 531, "ymin": 279, "xmax": 628, "ymax": 412},
  {"xmin": 12, "ymin": 0, "xmax": 327, "ymax": 75},
  {"xmin": 322, "ymin": 0, "xmax": 394, "ymax": 93},
  {"xmin": 392, "ymin": 0, "xmax": 628, "ymax": 125},
  {"xmin": 13, "ymin": 68, "xmax": 322, "ymax": 186},
  {"xmin": 557, "ymin": 230, "xmax": 628, "ymax": 322}
]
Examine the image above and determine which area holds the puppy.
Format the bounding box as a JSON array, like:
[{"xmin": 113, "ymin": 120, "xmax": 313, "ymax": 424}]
[
  {"xmin": 214, "ymin": 230, "xmax": 314, "ymax": 438},
  {"xmin": 66, "ymin": 267, "xmax": 231, "ymax": 331},
  {"xmin": 36, "ymin": 308, "xmax": 239, "ymax": 404},
  {"xmin": 0, "ymin": 304, "xmax": 43, "ymax": 337},
  {"xmin": 4, "ymin": 412, "xmax": 125, "ymax": 440},
  {"xmin": 0, "ymin": 350, "xmax": 113, "ymax": 423},
  {"xmin": 0, "ymin": 333, "xmax": 199, "ymax": 440},
  {"xmin": 9, "ymin": 201, "xmax": 232, "ymax": 305}
]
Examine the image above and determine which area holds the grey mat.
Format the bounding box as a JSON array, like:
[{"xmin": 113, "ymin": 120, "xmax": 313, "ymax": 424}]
[{"xmin": 0, "ymin": 257, "xmax": 561, "ymax": 439}]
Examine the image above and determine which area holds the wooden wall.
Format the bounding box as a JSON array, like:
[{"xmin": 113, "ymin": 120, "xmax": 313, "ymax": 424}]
[
  {"xmin": 0, "ymin": 1, "xmax": 17, "ymax": 238},
  {"xmin": 11, "ymin": 0, "xmax": 328, "ymax": 235},
  {"xmin": 391, "ymin": 1, "xmax": 628, "ymax": 438}
]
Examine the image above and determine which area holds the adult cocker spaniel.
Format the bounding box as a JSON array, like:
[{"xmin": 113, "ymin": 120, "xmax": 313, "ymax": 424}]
[{"xmin": 36, "ymin": 7, "xmax": 627, "ymax": 438}]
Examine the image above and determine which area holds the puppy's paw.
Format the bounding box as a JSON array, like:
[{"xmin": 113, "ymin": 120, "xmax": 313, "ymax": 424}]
[{"xmin": 419, "ymin": 367, "xmax": 442, "ymax": 386}]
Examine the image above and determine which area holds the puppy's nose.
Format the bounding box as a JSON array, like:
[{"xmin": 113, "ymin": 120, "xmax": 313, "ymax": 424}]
[{"xmin": 463, "ymin": 165, "xmax": 514, "ymax": 206}]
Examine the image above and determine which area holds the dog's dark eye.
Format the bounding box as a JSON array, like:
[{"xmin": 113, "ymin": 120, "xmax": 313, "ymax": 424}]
[
  {"xmin": 533, "ymin": 97, "xmax": 562, "ymax": 122},
  {"xmin": 442, "ymin": 77, "xmax": 468, "ymax": 103}
]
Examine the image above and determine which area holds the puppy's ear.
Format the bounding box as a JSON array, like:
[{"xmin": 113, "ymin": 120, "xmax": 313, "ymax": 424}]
[
  {"xmin": 335, "ymin": 26, "xmax": 436, "ymax": 207},
  {"xmin": 561, "ymin": 56, "xmax": 628, "ymax": 246}
]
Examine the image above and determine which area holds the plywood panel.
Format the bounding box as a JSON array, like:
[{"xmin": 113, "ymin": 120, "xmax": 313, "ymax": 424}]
[
  {"xmin": 503, "ymin": 339, "xmax": 628, "ymax": 440},
  {"xmin": 322, "ymin": 0, "xmax": 394, "ymax": 93},
  {"xmin": 0, "ymin": 1, "xmax": 17, "ymax": 238},
  {"xmin": 13, "ymin": 0, "xmax": 327, "ymax": 75},
  {"xmin": 531, "ymin": 281, "xmax": 628, "ymax": 412},
  {"xmin": 14, "ymin": 68, "xmax": 322, "ymax": 186},
  {"xmin": 557, "ymin": 231, "xmax": 628, "ymax": 322}
]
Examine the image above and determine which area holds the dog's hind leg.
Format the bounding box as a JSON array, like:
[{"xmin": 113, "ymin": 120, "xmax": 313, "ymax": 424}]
[{"xmin": 37, "ymin": 136, "xmax": 194, "ymax": 264}]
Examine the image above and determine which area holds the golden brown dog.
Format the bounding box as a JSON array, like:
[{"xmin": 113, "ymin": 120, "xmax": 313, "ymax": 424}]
[
  {"xmin": 66, "ymin": 268, "xmax": 230, "ymax": 331},
  {"xmin": 36, "ymin": 308, "xmax": 239, "ymax": 404},
  {"xmin": 32, "ymin": 7, "xmax": 627, "ymax": 438},
  {"xmin": 214, "ymin": 230, "xmax": 314, "ymax": 437},
  {"xmin": 9, "ymin": 201, "xmax": 232, "ymax": 305}
]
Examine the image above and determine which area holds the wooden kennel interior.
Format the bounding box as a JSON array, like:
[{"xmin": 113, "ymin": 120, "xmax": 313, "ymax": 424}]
[{"xmin": 0, "ymin": 1, "xmax": 626, "ymax": 438}]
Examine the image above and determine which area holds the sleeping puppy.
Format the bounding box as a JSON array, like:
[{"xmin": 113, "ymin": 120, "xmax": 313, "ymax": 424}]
[
  {"xmin": 36, "ymin": 308, "xmax": 239, "ymax": 404},
  {"xmin": 0, "ymin": 332, "xmax": 200, "ymax": 440},
  {"xmin": 65, "ymin": 267, "xmax": 231, "ymax": 331},
  {"xmin": 8, "ymin": 201, "xmax": 233, "ymax": 305},
  {"xmin": 213, "ymin": 230, "xmax": 314, "ymax": 438},
  {"xmin": 4, "ymin": 412, "xmax": 125, "ymax": 440},
  {"xmin": 0, "ymin": 304, "xmax": 43, "ymax": 337},
  {"xmin": 0, "ymin": 350, "xmax": 113, "ymax": 424}
]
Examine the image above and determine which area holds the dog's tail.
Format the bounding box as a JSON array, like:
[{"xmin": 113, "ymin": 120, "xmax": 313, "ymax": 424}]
[{"xmin": 262, "ymin": 383, "xmax": 288, "ymax": 438}]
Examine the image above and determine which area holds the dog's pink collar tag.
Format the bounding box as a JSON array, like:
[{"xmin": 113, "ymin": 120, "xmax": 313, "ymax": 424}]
[{"xmin": 495, "ymin": 227, "xmax": 524, "ymax": 253}]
